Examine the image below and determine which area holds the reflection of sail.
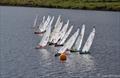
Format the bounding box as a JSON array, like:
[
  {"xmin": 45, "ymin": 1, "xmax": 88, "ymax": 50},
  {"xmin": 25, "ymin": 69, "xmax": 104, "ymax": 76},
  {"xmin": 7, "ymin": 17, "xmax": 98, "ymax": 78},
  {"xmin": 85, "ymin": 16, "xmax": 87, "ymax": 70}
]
[
  {"xmin": 64, "ymin": 54, "xmax": 96, "ymax": 73},
  {"xmin": 38, "ymin": 49, "xmax": 50, "ymax": 60},
  {"xmin": 80, "ymin": 55, "xmax": 95, "ymax": 72}
]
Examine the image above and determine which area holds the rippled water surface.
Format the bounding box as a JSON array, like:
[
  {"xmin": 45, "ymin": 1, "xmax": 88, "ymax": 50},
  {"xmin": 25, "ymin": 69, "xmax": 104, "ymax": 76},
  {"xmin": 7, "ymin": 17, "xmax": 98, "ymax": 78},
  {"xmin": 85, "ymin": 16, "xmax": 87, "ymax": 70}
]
[{"xmin": 0, "ymin": 6, "xmax": 120, "ymax": 78}]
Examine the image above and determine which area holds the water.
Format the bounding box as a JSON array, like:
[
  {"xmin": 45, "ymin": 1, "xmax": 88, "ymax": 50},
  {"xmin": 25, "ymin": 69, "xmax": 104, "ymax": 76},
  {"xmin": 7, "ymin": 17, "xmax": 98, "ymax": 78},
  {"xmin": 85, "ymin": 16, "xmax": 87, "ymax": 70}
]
[{"xmin": 0, "ymin": 6, "xmax": 120, "ymax": 78}]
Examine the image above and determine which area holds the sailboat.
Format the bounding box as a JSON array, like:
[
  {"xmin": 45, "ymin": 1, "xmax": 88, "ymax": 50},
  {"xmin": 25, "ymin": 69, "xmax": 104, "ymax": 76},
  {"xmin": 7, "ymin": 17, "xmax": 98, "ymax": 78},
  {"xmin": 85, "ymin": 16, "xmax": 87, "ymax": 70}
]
[
  {"xmin": 55, "ymin": 29, "xmax": 79, "ymax": 56},
  {"xmin": 56, "ymin": 26, "xmax": 73, "ymax": 46},
  {"xmin": 80, "ymin": 26, "xmax": 96, "ymax": 54},
  {"xmin": 53, "ymin": 20, "xmax": 69, "ymax": 46},
  {"xmin": 32, "ymin": 15, "xmax": 38, "ymax": 28},
  {"xmin": 34, "ymin": 16, "xmax": 45, "ymax": 34},
  {"xmin": 51, "ymin": 21, "xmax": 63, "ymax": 44},
  {"xmin": 70, "ymin": 24, "xmax": 85, "ymax": 52},
  {"xmin": 34, "ymin": 16, "xmax": 52, "ymax": 34},
  {"xmin": 59, "ymin": 20, "xmax": 69, "ymax": 40},
  {"xmin": 54, "ymin": 20, "xmax": 69, "ymax": 46},
  {"xmin": 49, "ymin": 21, "xmax": 63, "ymax": 45},
  {"xmin": 49, "ymin": 15, "xmax": 61, "ymax": 43},
  {"xmin": 35, "ymin": 17, "xmax": 53, "ymax": 49},
  {"xmin": 65, "ymin": 29, "xmax": 79, "ymax": 50}
]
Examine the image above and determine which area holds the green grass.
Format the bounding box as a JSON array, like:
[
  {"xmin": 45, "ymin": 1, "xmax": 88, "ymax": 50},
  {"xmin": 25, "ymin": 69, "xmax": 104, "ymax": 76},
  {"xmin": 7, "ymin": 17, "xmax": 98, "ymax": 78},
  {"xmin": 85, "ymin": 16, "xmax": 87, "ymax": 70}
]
[{"xmin": 0, "ymin": 0, "xmax": 120, "ymax": 11}]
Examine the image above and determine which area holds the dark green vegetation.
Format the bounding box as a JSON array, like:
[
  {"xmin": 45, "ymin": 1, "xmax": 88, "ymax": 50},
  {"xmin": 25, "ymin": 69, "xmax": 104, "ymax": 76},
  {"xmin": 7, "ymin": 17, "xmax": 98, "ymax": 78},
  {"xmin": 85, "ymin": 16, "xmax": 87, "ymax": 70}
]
[{"xmin": 0, "ymin": 0, "xmax": 120, "ymax": 11}]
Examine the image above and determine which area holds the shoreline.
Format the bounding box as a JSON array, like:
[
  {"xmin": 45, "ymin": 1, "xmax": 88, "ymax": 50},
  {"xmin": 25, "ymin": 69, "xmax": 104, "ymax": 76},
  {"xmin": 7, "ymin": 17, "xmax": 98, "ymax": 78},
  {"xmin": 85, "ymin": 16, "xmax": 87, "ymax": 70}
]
[{"xmin": 0, "ymin": 1, "xmax": 120, "ymax": 12}]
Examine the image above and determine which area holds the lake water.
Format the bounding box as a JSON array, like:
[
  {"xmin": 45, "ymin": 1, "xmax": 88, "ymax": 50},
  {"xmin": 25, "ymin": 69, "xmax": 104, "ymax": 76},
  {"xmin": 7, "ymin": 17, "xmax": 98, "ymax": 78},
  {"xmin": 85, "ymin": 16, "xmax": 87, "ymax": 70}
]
[{"xmin": 0, "ymin": 6, "xmax": 120, "ymax": 78}]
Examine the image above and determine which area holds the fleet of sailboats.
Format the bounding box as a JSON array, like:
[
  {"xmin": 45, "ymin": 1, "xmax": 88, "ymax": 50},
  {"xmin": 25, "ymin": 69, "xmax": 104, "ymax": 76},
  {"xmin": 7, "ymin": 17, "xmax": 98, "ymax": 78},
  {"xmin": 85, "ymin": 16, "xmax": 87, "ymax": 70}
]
[{"xmin": 33, "ymin": 15, "xmax": 96, "ymax": 56}]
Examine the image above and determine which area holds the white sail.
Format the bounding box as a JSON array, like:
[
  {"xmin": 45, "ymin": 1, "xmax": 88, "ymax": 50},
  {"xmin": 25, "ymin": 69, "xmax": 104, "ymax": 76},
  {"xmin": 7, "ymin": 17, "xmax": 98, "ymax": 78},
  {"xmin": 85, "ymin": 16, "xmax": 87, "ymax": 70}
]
[
  {"xmin": 53, "ymin": 20, "xmax": 69, "ymax": 43},
  {"xmin": 40, "ymin": 16, "xmax": 51, "ymax": 32},
  {"xmin": 39, "ymin": 16, "xmax": 45, "ymax": 28},
  {"xmin": 51, "ymin": 21, "xmax": 63, "ymax": 43},
  {"xmin": 33, "ymin": 15, "xmax": 38, "ymax": 28},
  {"xmin": 59, "ymin": 20, "xmax": 69, "ymax": 40},
  {"xmin": 48, "ymin": 16, "xmax": 54, "ymax": 27},
  {"xmin": 38, "ymin": 21, "xmax": 52, "ymax": 47},
  {"xmin": 49, "ymin": 15, "xmax": 61, "ymax": 42},
  {"xmin": 82, "ymin": 27, "xmax": 95, "ymax": 52},
  {"xmin": 54, "ymin": 21, "xmax": 63, "ymax": 33},
  {"xmin": 72, "ymin": 24, "xmax": 85, "ymax": 51},
  {"xmin": 54, "ymin": 15, "xmax": 61, "ymax": 28},
  {"xmin": 35, "ymin": 16, "xmax": 45, "ymax": 32},
  {"xmin": 65, "ymin": 29, "xmax": 79, "ymax": 50},
  {"xmin": 57, "ymin": 26, "xmax": 73, "ymax": 45},
  {"xmin": 58, "ymin": 29, "xmax": 79, "ymax": 53}
]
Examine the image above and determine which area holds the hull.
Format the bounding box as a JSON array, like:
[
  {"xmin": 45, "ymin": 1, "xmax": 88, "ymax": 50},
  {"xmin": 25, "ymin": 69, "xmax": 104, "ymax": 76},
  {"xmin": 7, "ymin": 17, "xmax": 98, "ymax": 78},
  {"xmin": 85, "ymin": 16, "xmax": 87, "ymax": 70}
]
[
  {"xmin": 34, "ymin": 30, "xmax": 46, "ymax": 34},
  {"xmin": 79, "ymin": 51, "xmax": 91, "ymax": 54},
  {"xmin": 54, "ymin": 53, "xmax": 61, "ymax": 57},
  {"xmin": 54, "ymin": 43, "xmax": 64, "ymax": 47},
  {"xmin": 70, "ymin": 50, "xmax": 80, "ymax": 52},
  {"xmin": 48, "ymin": 42, "xmax": 55, "ymax": 45},
  {"xmin": 70, "ymin": 49, "xmax": 90, "ymax": 54},
  {"xmin": 35, "ymin": 45, "xmax": 45, "ymax": 49},
  {"xmin": 54, "ymin": 52, "xmax": 68, "ymax": 57}
]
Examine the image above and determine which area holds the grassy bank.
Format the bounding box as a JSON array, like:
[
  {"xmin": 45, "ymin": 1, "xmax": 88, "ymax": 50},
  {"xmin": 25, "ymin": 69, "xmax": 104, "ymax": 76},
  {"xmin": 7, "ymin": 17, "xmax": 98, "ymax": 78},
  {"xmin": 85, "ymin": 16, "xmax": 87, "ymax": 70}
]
[{"xmin": 0, "ymin": 0, "xmax": 120, "ymax": 11}]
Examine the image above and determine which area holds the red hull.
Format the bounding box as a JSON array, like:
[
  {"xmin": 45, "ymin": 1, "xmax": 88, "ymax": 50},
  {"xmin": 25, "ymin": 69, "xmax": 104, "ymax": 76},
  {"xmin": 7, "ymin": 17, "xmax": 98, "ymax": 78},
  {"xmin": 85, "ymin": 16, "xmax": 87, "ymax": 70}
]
[{"xmin": 35, "ymin": 45, "xmax": 44, "ymax": 49}]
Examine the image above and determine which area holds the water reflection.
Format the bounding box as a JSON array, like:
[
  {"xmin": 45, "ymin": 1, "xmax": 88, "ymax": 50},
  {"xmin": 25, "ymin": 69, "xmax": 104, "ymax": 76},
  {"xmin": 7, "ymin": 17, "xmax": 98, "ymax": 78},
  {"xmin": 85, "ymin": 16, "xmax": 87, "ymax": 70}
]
[
  {"xmin": 80, "ymin": 54, "xmax": 96, "ymax": 72},
  {"xmin": 65, "ymin": 53, "xmax": 96, "ymax": 73},
  {"xmin": 38, "ymin": 49, "xmax": 50, "ymax": 60}
]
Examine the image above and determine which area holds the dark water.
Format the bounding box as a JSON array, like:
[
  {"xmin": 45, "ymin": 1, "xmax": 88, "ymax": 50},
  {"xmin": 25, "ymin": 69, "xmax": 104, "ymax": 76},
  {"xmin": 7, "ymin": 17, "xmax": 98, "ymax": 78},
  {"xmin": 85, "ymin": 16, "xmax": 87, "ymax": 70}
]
[{"xmin": 0, "ymin": 6, "xmax": 120, "ymax": 78}]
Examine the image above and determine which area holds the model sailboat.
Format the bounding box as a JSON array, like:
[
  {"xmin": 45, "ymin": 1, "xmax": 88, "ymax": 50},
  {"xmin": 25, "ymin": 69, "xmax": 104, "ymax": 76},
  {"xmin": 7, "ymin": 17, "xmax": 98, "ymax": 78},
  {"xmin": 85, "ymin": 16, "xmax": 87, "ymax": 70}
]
[
  {"xmin": 34, "ymin": 16, "xmax": 52, "ymax": 34},
  {"xmin": 56, "ymin": 26, "xmax": 73, "ymax": 46},
  {"xmin": 53, "ymin": 20, "xmax": 69, "ymax": 46},
  {"xmin": 70, "ymin": 24, "xmax": 85, "ymax": 52},
  {"xmin": 34, "ymin": 16, "xmax": 45, "ymax": 34},
  {"xmin": 55, "ymin": 29, "xmax": 79, "ymax": 56},
  {"xmin": 80, "ymin": 26, "xmax": 96, "ymax": 54},
  {"xmin": 49, "ymin": 15, "xmax": 61, "ymax": 43},
  {"xmin": 35, "ymin": 17, "xmax": 54, "ymax": 49},
  {"xmin": 49, "ymin": 21, "xmax": 63, "ymax": 45}
]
